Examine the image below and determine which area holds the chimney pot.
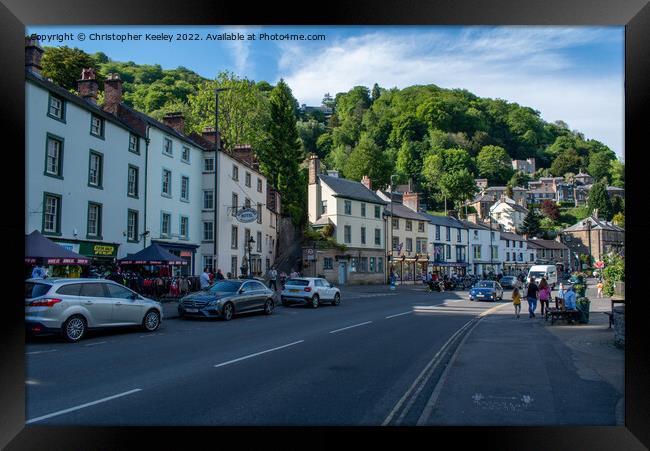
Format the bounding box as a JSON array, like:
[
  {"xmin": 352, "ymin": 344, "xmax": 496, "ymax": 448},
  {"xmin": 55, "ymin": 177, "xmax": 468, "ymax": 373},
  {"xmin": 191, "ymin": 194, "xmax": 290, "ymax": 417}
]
[
  {"xmin": 402, "ymin": 191, "xmax": 420, "ymax": 213},
  {"xmin": 77, "ymin": 68, "xmax": 99, "ymax": 104},
  {"xmin": 361, "ymin": 175, "xmax": 372, "ymax": 191},
  {"xmin": 162, "ymin": 112, "xmax": 185, "ymax": 134},
  {"xmin": 103, "ymin": 72, "xmax": 123, "ymax": 114},
  {"xmin": 25, "ymin": 37, "xmax": 44, "ymax": 74},
  {"xmin": 308, "ymin": 154, "xmax": 321, "ymax": 185}
]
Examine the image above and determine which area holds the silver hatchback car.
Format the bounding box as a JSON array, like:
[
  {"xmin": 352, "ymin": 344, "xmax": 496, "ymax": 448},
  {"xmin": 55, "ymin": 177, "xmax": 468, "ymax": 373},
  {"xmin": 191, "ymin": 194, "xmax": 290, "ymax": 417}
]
[{"xmin": 25, "ymin": 278, "xmax": 163, "ymax": 342}]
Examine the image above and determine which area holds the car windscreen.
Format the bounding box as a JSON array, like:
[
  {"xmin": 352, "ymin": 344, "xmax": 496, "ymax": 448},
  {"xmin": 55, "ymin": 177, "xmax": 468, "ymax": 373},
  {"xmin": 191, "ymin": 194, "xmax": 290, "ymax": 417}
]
[
  {"xmin": 208, "ymin": 281, "xmax": 242, "ymax": 293},
  {"xmin": 475, "ymin": 281, "xmax": 494, "ymax": 288},
  {"xmin": 529, "ymin": 271, "xmax": 545, "ymax": 279},
  {"xmin": 286, "ymin": 279, "xmax": 309, "ymax": 286},
  {"xmin": 25, "ymin": 282, "xmax": 52, "ymax": 299}
]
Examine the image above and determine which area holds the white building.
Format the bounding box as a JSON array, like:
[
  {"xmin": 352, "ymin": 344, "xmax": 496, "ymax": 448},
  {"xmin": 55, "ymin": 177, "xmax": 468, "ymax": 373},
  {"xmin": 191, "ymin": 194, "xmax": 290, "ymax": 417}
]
[
  {"xmin": 420, "ymin": 213, "xmax": 469, "ymax": 277},
  {"xmin": 462, "ymin": 216, "xmax": 502, "ymax": 276},
  {"xmin": 489, "ymin": 197, "xmax": 529, "ymax": 233},
  {"xmin": 25, "ymin": 41, "xmax": 146, "ymax": 270},
  {"xmin": 499, "ymin": 231, "xmax": 531, "ymax": 275}
]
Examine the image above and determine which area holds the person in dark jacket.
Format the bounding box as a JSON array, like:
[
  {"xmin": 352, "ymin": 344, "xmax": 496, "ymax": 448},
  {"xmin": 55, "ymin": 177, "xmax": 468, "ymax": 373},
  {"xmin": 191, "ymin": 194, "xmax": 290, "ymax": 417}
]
[{"xmin": 525, "ymin": 277, "xmax": 539, "ymax": 318}]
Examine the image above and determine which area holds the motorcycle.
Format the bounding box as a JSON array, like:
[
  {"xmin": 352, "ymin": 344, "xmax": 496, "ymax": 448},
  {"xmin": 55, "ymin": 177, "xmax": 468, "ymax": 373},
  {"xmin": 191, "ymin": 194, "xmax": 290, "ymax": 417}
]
[{"xmin": 427, "ymin": 280, "xmax": 443, "ymax": 292}]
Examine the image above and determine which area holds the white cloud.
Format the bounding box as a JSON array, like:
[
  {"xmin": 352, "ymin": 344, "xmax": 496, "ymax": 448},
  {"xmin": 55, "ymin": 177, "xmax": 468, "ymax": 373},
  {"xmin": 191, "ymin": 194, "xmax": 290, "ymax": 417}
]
[{"xmin": 278, "ymin": 27, "xmax": 624, "ymax": 158}]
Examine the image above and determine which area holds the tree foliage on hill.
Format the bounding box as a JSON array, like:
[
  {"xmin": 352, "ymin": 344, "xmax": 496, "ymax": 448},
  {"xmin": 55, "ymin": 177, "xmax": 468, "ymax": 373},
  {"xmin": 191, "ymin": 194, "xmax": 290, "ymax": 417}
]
[
  {"xmin": 476, "ymin": 145, "xmax": 513, "ymax": 184},
  {"xmin": 587, "ymin": 180, "xmax": 613, "ymax": 220},
  {"xmin": 540, "ymin": 199, "xmax": 560, "ymax": 221},
  {"xmin": 41, "ymin": 46, "xmax": 103, "ymax": 91},
  {"xmin": 520, "ymin": 209, "xmax": 542, "ymax": 237}
]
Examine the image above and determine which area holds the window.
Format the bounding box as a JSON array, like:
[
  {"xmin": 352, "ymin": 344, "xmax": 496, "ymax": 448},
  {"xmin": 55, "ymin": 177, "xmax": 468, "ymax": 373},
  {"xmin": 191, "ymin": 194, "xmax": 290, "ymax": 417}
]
[
  {"xmin": 456, "ymin": 246, "xmax": 466, "ymax": 262},
  {"xmin": 324, "ymin": 257, "xmax": 333, "ymax": 270},
  {"xmin": 417, "ymin": 238, "xmax": 427, "ymax": 253},
  {"xmin": 418, "ymin": 222, "xmax": 425, "ymax": 233},
  {"xmin": 519, "ymin": 252, "xmax": 523, "ymax": 262},
  {"xmin": 45, "ymin": 134, "xmax": 63, "ymax": 178},
  {"xmin": 457, "ymin": 229, "xmax": 462, "ymax": 242},
  {"xmin": 506, "ymin": 240, "xmax": 510, "ymax": 248},
  {"xmin": 161, "ymin": 212, "xmax": 171, "ymax": 237},
  {"xmin": 203, "ymin": 221, "xmax": 214, "ymax": 241},
  {"xmin": 232, "ymin": 165, "xmax": 239, "ymax": 181},
  {"xmin": 257, "ymin": 203, "xmax": 262, "ymax": 224},
  {"xmin": 181, "ymin": 146, "xmax": 190, "ymax": 163},
  {"xmin": 231, "ymin": 226, "xmax": 238, "ymax": 248},
  {"xmin": 128, "ymin": 165, "xmax": 139, "ymax": 197},
  {"xmin": 473, "ymin": 245, "xmax": 482, "ymax": 259},
  {"xmin": 375, "ymin": 205, "xmax": 381, "ymax": 218},
  {"xmin": 257, "ymin": 231, "xmax": 262, "ymax": 252},
  {"xmin": 203, "ymin": 256, "xmax": 214, "ymax": 273},
  {"xmin": 321, "ymin": 200, "xmax": 327, "ymax": 214},
  {"xmin": 360, "ymin": 257, "xmax": 368, "ymax": 272},
  {"xmin": 406, "ymin": 238, "xmax": 413, "ymax": 252},
  {"xmin": 181, "ymin": 176, "xmax": 190, "ymax": 201},
  {"xmin": 406, "ymin": 220, "xmax": 412, "ymax": 232},
  {"xmin": 47, "ymin": 93, "xmax": 65, "ymax": 121},
  {"xmin": 392, "ymin": 218, "xmax": 399, "ymax": 230},
  {"xmin": 344, "ymin": 200, "xmax": 352, "ymax": 215},
  {"xmin": 179, "ymin": 216, "xmax": 189, "ymax": 239},
  {"xmin": 361, "ymin": 227, "xmax": 366, "ymax": 244},
  {"xmin": 474, "ymin": 230, "xmax": 479, "ymax": 239},
  {"xmin": 519, "ymin": 241, "xmax": 523, "ymax": 248},
  {"xmin": 203, "ymin": 190, "xmax": 214, "ymax": 210},
  {"xmin": 491, "ymin": 245, "xmax": 498, "ymax": 259},
  {"xmin": 375, "ymin": 228, "xmax": 381, "ymax": 246},
  {"xmin": 80, "ymin": 283, "xmax": 106, "ymax": 298},
  {"xmin": 435, "ymin": 225, "xmax": 440, "ymax": 240},
  {"xmin": 43, "ymin": 193, "xmax": 61, "ymax": 234},
  {"xmin": 506, "ymin": 252, "xmax": 510, "ymax": 261},
  {"xmin": 87, "ymin": 202, "xmax": 102, "ymax": 238},
  {"xmin": 203, "ymin": 158, "xmax": 214, "ymax": 172},
  {"xmin": 392, "ymin": 236, "xmax": 399, "ymax": 251},
  {"xmin": 88, "ymin": 151, "xmax": 103, "ymax": 188},
  {"xmin": 446, "ymin": 227, "xmax": 451, "ymax": 241},
  {"xmin": 90, "ymin": 115, "xmax": 104, "ymax": 138},
  {"xmin": 245, "ymin": 198, "xmax": 251, "ymax": 208},
  {"xmin": 245, "ymin": 172, "xmax": 251, "ymax": 187},
  {"xmin": 162, "ymin": 169, "xmax": 172, "ymax": 197},
  {"xmin": 344, "ymin": 225, "xmax": 351, "ymax": 243},
  {"xmin": 350, "ymin": 257, "xmax": 357, "ymax": 272},
  {"xmin": 446, "ymin": 244, "xmax": 452, "ymax": 259},
  {"xmin": 370, "ymin": 257, "xmax": 376, "ymax": 272},
  {"xmin": 244, "ymin": 229, "xmax": 251, "ymax": 249},
  {"xmin": 378, "ymin": 257, "xmax": 384, "ymax": 273},
  {"xmin": 231, "ymin": 256, "xmax": 237, "ymax": 275},
  {"xmin": 163, "ymin": 137, "xmax": 173, "ymax": 156},
  {"xmin": 127, "ymin": 210, "xmax": 138, "ymax": 242},
  {"xmin": 232, "ymin": 193, "xmax": 239, "ymax": 214},
  {"xmin": 361, "ymin": 203, "xmax": 366, "ymax": 217},
  {"xmin": 128, "ymin": 134, "xmax": 139, "ymax": 154},
  {"xmin": 257, "ymin": 178, "xmax": 263, "ymax": 192}
]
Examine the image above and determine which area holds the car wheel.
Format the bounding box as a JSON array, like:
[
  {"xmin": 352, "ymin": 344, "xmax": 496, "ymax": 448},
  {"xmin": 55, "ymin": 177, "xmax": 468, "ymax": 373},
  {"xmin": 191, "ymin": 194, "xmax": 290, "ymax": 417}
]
[
  {"xmin": 62, "ymin": 315, "xmax": 86, "ymax": 343},
  {"xmin": 331, "ymin": 293, "xmax": 341, "ymax": 306},
  {"xmin": 311, "ymin": 294, "xmax": 319, "ymax": 308},
  {"xmin": 222, "ymin": 302, "xmax": 234, "ymax": 321},
  {"xmin": 142, "ymin": 310, "xmax": 160, "ymax": 331},
  {"xmin": 263, "ymin": 298, "xmax": 274, "ymax": 315}
]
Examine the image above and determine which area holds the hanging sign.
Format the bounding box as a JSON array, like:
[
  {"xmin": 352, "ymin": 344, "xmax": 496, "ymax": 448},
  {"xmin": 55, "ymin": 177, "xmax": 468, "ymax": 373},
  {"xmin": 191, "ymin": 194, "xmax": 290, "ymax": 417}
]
[{"xmin": 236, "ymin": 207, "xmax": 258, "ymax": 223}]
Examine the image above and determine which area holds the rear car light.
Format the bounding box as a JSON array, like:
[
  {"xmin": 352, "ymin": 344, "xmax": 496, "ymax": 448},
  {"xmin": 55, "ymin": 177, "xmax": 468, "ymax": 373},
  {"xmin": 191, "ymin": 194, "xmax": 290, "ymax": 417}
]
[
  {"xmin": 29, "ymin": 298, "xmax": 62, "ymax": 307},
  {"xmin": 304, "ymin": 287, "xmax": 312, "ymax": 292}
]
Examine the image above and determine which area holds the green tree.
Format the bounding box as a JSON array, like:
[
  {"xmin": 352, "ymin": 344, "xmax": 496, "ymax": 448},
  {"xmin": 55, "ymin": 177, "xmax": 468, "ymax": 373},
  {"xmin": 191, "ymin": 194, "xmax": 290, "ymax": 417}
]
[
  {"xmin": 41, "ymin": 46, "xmax": 102, "ymax": 91},
  {"xmin": 476, "ymin": 145, "xmax": 513, "ymax": 184},
  {"xmin": 371, "ymin": 83, "xmax": 381, "ymax": 102},
  {"xmin": 609, "ymin": 159, "xmax": 625, "ymax": 188},
  {"xmin": 509, "ymin": 171, "xmax": 531, "ymax": 188},
  {"xmin": 550, "ymin": 148, "xmax": 582, "ymax": 176},
  {"xmin": 343, "ymin": 135, "xmax": 392, "ymax": 188},
  {"xmin": 296, "ymin": 119, "xmax": 326, "ymax": 156},
  {"xmin": 612, "ymin": 212, "xmax": 625, "ymax": 228},
  {"xmin": 587, "ymin": 181, "xmax": 613, "ymax": 220},
  {"xmin": 520, "ymin": 209, "xmax": 541, "ymax": 237},
  {"xmin": 587, "ymin": 151, "xmax": 614, "ymax": 183},
  {"xmin": 439, "ymin": 168, "xmax": 478, "ymax": 208}
]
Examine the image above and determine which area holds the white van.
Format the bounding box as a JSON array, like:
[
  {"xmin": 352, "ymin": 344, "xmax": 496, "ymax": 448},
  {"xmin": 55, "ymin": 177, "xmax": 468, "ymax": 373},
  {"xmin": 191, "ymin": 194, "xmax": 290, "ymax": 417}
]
[{"xmin": 527, "ymin": 265, "xmax": 558, "ymax": 289}]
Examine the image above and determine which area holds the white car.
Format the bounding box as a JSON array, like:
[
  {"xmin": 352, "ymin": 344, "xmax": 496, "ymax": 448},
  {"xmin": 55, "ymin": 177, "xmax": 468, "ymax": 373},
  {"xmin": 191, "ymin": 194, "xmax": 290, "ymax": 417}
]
[{"xmin": 280, "ymin": 277, "xmax": 341, "ymax": 308}]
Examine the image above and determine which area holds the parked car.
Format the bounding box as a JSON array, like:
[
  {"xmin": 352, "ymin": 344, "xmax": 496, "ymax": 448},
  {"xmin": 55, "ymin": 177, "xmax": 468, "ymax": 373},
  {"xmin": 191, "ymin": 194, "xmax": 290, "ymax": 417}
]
[
  {"xmin": 280, "ymin": 278, "xmax": 341, "ymax": 308},
  {"xmin": 178, "ymin": 279, "xmax": 275, "ymax": 321},
  {"xmin": 469, "ymin": 280, "xmax": 504, "ymax": 302},
  {"xmin": 499, "ymin": 276, "xmax": 520, "ymax": 289},
  {"xmin": 25, "ymin": 278, "xmax": 162, "ymax": 343}
]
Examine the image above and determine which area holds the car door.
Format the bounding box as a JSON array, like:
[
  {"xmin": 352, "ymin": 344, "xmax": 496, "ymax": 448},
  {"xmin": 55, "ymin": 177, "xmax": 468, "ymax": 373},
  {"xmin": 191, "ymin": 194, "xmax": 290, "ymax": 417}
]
[
  {"xmin": 79, "ymin": 282, "xmax": 113, "ymax": 326},
  {"xmin": 105, "ymin": 283, "xmax": 144, "ymax": 325},
  {"xmin": 321, "ymin": 279, "xmax": 335, "ymax": 300},
  {"xmin": 250, "ymin": 281, "xmax": 269, "ymax": 310},
  {"xmin": 236, "ymin": 282, "xmax": 256, "ymax": 312}
]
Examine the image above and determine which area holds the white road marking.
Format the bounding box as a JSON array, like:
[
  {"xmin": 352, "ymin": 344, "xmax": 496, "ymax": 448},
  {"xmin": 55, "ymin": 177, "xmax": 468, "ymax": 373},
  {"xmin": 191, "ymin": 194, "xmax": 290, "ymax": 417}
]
[
  {"xmin": 214, "ymin": 340, "xmax": 305, "ymax": 368},
  {"xmin": 26, "ymin": 349, "xmax": 58, "ymax": 355},
  {"xmin": 26, "ymin": 388, "xmax": 142, "ymax": 424},
  {"xmin": 83, "ymin": 341, "xmax": 108, "ymax": 347},
  {"xmin": 329, "ymin": 321, "xmax": 373, "ymax": 334},
  {"xmin": 385, "ymin": 311, "xmax": 411, "ymax": 319}
]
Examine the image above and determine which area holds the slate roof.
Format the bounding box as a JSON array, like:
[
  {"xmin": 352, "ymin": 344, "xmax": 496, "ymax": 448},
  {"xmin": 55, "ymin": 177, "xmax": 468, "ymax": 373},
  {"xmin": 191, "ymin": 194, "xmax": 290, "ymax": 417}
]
[
  {"xmin": 526, "ymin": 239, "xmax": 569, "ymax": 250},
  {"xmin": 500, "ymin": 231, "xmax": 526, "ymax": 241},
  {"xmin": 384, "ymin": 202, "xmax": 430, "ymax": 221},
  {"xmin": 319, "ymin": 175, "xmax": 388, "ymax": 205},
  {"xmin": 419, "ymin": 213, "xmax": 467, "ymax": 229},
  {"xmin": 563, "ymin": 216, "xmax": 625, "ymax": 232}
]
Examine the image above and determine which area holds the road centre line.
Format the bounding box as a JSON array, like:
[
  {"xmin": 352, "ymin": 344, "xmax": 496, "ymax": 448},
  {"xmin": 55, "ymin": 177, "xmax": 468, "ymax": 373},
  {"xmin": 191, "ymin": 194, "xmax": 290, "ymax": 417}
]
[
  {"xmin": 26, "ymin": 388, "xmax": 142, "ymax": 424},
  {"xmin": 386, "ymin": 311, "xmax": 412, "ymax": 319},
  {"xmin": 26, "ymin": 349, "xmax": 58, "ymax": 355},
  {"xmin": 329, "ymin": 321, "xmax": 373, "ymax": 334},
  {"xmin": 214, "ymin": 340, "xmax": 305, "ymax": 368}
]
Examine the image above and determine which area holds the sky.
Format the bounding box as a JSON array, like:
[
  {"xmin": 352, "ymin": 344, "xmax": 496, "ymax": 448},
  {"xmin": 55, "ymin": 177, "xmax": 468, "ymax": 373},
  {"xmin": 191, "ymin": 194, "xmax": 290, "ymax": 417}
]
[{"xmin": 26, "ymin": 25, "xmax": 624, "ymax": 160}]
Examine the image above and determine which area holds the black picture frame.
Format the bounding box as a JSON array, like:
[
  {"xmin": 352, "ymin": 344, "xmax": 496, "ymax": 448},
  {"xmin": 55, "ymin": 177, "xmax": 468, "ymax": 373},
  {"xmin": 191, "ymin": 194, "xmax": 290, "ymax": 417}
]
[{"xmin": 1, "ymin": 0, "xmax": 647, "ymax": 448}]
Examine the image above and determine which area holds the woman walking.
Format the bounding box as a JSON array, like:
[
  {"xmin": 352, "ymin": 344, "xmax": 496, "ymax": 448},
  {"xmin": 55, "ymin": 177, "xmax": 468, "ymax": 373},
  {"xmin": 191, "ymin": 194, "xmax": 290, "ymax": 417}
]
[
  {"xmin": 596, "ymin": 279, "xmax": 604, "ymax": 298},
  {"xmin": 525, "ymin": 277, "xmax": 539, "ymax": 318},
  {"xmin": 538, "ymin": 277, "xmax": 551, "ymax": 316},
  {"xmin": 512, "ymin": 287, "xmax": 522, "ymax": 319}
]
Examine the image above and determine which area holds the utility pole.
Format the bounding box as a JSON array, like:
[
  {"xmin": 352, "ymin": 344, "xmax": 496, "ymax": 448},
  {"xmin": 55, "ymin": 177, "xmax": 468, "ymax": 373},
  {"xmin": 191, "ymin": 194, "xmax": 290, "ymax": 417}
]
[{"xmin": 213, "ymin": 87, "xmax": 231, "ymax": 273}]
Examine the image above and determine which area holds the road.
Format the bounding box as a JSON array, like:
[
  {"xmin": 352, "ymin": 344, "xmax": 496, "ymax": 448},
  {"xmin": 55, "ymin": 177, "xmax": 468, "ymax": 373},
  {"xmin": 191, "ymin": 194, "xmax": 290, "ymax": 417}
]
[{"xmin": 25, "ymin": 286, "xmax": 509, "ymax": 426}]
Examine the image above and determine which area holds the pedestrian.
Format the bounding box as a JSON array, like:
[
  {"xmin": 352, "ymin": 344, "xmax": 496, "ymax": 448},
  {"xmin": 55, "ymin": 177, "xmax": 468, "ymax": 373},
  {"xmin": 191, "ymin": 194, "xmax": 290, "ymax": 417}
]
[
  {"xmin": 226, "ymin": 272, "xmax": 232, "ymax": 279},
  {"xmin": 268, "ymin": 266, "xmax": 277, "ymax": 290},
  {"xmin": 216, "ymin": 269, "xmax": 225, "ymax": 280},
  {"xmin": 290, "ymin": 268, "xmax": 299, "ymax": 279},
  {"xmin": 31, "ymin": 260, "xmax": 47, "ymax": 279},
  {"xmin": 596, "ymin": 280, "xmax": 604, "ymax": 298},
  {"xmin": 200, "ymin": 267, "xmax": 211, "ymax": 290},
  {"xmin": 209, "ymin": 270, "xmax": 215, "ymax": 285},
  {"xmin": 512, "ymin": 287, "xmax": 522, "ymax": 319},
  {"xmin": 538, "ymin": 277, "xmax": 551, "ymax": 316},
  {"xmin": 525, "ymin": 277, "xmax": 539, "ymax": 318}
]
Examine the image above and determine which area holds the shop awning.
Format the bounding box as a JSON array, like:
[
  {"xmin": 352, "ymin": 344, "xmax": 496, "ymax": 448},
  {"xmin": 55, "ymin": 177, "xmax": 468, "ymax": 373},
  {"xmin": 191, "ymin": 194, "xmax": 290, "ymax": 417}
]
[
  {"xmin": 118, "ymin": 243, "xmax": 188, "ymax": 265},
  {"xmin": 25, "ymin": 230, "xmax": 90, "ymax": 265}
]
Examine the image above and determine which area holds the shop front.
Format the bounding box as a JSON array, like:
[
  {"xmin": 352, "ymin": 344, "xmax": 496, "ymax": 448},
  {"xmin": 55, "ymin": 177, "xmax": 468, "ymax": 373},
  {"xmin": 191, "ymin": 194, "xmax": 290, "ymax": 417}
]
[
  {"xmin": 152, "ymin": 241, "xmax": 199, "ymax": 276},
  {"xmin": 391, "ymin": 254, "xmax": 429, "ymax": 284},
  {"xmin": 51, "ymin": 239, "xmax": 119, "ymax": 277}
]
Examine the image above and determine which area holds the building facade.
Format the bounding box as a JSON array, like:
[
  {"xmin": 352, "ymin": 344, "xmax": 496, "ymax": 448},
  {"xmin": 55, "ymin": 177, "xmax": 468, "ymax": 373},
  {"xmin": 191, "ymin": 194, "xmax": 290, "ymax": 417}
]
[
  {"xmin": 561, "ymin": 214, "xmax": 625, "ymax": 263},
  {"xmin": 526, "ymin": 238, "xmax": 571, "ymax": 273},
  {"xmin": 463, "ymin": 216, "xmax": 502, "ymax": 276},
  {"xmin": 499, "ymin": 231, "xmax": 531, "ymax": 275},
  {"xmin": 489, "ymin": 198, "xmax": 529, "ymax": 233}
]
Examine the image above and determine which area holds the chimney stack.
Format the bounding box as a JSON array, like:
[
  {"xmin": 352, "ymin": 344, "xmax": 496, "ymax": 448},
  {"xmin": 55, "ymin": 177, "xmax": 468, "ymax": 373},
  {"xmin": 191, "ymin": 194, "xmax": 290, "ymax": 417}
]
[
  {"xmin": 103, "ymin": 72, "xmax": 123, "ymax": 114},
  {"xmin": 467, "ymin": 213, "xmax": 479, "ymax": 224},
  {"xmin": 403, "ymin": 192, "xmax": 420, "ymax": 213},
  {"xmin": 162, "ymin": 112, "xmax": 185, "ymax": 134},
  {"xmin": 361, "ymin": 175, "xmax": 372, "ymax": 191},
  {"xmin": 308, "ymin": 154, "xmax": 321, "ymax": 185},
  {"xmin": 25, "ymin": 37, "xmax": 44, "ymax": 74},
  {"xmin": 77, "ymin": 68, "xmax": 99, "ymax": 104}
]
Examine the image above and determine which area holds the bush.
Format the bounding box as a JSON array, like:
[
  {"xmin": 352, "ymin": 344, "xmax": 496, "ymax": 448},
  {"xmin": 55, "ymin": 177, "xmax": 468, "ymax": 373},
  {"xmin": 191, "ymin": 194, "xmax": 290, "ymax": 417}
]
[{"xmin": 603, "ymin": 253, "xmax": 624, "ymax": 296}]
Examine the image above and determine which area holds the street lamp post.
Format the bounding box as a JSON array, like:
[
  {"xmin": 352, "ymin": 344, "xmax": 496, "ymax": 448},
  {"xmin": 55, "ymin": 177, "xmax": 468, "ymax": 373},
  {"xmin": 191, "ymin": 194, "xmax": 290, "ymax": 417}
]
[
  {"xmin": 213, "ymin": 87, "xmax": 231, "ymax": 274},
  {"xmin": 582, "ymin": 219, "xmax": 593, "ymax": 268},
  {"xmin": 247, "ymin": 236, "xmax": 255, "ymax": 278},
  {"xmin": 389, "ymin": 174, "xmax": 397, "ymax": 284}
]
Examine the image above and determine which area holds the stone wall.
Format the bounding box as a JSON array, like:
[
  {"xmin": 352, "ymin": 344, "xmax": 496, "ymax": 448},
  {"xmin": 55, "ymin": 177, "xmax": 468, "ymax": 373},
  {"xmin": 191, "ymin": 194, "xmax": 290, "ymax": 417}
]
[{"xmin": 613, "ymin": 306, "xmax": 625, "ymax": 348}]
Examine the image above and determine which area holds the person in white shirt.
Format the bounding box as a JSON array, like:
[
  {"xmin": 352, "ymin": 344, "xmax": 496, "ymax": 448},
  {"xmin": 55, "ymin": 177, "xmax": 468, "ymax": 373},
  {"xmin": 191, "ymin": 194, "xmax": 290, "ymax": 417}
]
[
  {"xmin": 268, "ymin": 267, "xmax": 278, "ymax": 290},
  {"xmin": 200, "ymin": 268, "xmax": 211, "ymax": 290}
]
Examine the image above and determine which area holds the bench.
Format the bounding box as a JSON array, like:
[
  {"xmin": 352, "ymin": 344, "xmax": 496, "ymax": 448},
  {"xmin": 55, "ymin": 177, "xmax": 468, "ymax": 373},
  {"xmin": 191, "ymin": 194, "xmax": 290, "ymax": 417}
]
[{"xmin": 545, "ymin": 296, "xmax": 579, "ymax": 325}]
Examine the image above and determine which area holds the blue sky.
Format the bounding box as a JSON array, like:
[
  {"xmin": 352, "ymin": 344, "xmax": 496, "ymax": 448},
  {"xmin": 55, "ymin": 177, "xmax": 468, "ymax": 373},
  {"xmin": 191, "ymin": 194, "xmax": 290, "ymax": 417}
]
[{"xmin": 27, "ymin": 25, "xmax": 624, "ymax": 159}]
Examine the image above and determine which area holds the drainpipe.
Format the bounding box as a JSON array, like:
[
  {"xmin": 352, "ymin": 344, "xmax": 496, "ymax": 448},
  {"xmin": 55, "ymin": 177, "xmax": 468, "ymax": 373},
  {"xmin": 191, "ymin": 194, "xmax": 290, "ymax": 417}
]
[{"xmin": 143, "ymin": 130, "xmax": 150, "ymax": 249}]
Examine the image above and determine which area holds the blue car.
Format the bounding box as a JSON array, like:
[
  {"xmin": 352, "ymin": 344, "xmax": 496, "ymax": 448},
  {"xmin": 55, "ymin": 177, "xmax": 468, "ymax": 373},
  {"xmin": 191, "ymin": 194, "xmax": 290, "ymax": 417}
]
[{"xmin": 469, "ymin": 280, "xmax": 504, "ymax": 302}]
